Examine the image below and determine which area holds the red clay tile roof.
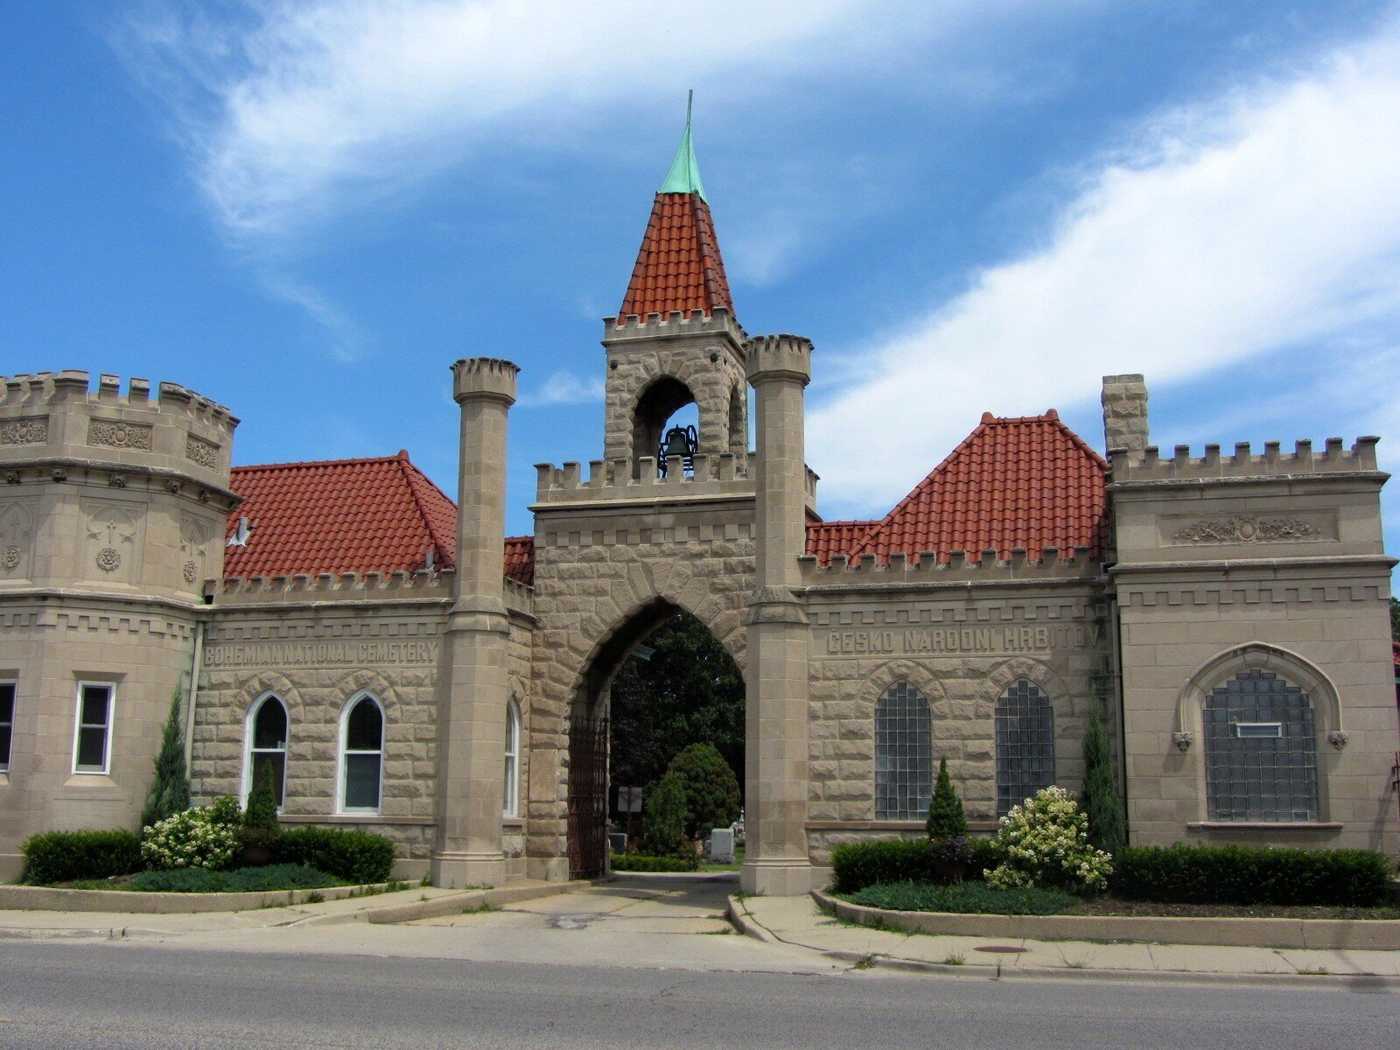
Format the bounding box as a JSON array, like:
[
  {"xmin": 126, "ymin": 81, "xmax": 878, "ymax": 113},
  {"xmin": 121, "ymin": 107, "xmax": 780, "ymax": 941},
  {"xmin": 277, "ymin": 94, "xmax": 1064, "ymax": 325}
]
[
  {"xmin": 839, "ymin": 410, "xmax": 1108, "ymax": 566},
  {"xmin": 225, "ymin": 451, "xmax": 533, "ymax": 584},
  {"xmin": 805, "ymin": 520, "xmax": 878, "ymax": 564},
  {"xmin": 618, "ymin": 192, "xmax": 734, "ymax": 321}
]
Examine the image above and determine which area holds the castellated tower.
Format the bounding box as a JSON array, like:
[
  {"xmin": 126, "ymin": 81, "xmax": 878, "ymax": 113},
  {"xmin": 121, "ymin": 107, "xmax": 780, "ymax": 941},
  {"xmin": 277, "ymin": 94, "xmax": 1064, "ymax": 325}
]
[{"xmin": 0, "ymin": 371, "xmax": 239, "ymax": 879}]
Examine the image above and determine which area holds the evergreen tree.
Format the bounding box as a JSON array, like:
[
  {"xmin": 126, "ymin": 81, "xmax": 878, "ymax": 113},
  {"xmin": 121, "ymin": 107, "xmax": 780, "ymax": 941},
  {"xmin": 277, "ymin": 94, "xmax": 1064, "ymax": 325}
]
[
  {"xmin": 926, "ymin": 756, "xmax": 968, "ymax": 840},
  {"xmin": 1390, "ymin": 597, "xmax": 1399, "ymax": 642},
  {"xmin": 140, "ymin": 687, "xmax": 190, "ymax": 830},
  {"xmin": 243, "ymin": 758, "xmax": 280, "ymax": 832},
  {"xmin": 665, "ymin": 743, "xmax": 741, "ymax": 838},
  {"xmin": 640, "ymin": 772, "xmax": 689, "ymax": 859},
  {"xmin": 1080, "ymin": 711, "xmax": 1126, "ymax": 854}
]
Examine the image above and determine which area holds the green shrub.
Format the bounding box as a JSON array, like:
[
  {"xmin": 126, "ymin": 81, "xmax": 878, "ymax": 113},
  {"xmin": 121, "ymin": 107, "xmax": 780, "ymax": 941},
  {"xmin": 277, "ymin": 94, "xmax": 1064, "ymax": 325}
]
[
  {"xmin": 1114, "ymin": 844, "xmax": 1393, "ymax": 907},
  {"xmin": 243, "ymin": 761, "xmax": 280, "ymax": 832},
  {"xmin": 207, "ymin": 796, "xmax": 242, "ymax": 831},
  {"xmin": 140, "ymin": 688, "xmax": 190, "ymax": 831},
  {"xmin": 610, "ymin": 853, "xmax": 699, "ymax": 872},
  {"xmin": 831, "ymin": 837, "xmax": 1004, "ymax": 893},
  {"xmin": 986, "ymin": 786, "xmax": 1113, "ymax": 893},
  {"xmin": 128, "ymin": 863, "xmax": 343, "ymax": 894},
  {"xmin": 1080, "ymin": 712, "xmax": 1125, "ymax": 855},
  {"xmin": 641, "ymin": 771, "xmax": 690, "ymax": 858},
  {"xmin": 847, "ymin": 880, "xmax": 1075, "ymax": 916},
  {"xmin": 272, "ymin": 827, "xmax": 395, "ymax": 883},
  {"xmin": 20, "ymin": 829, "xmax": 143, "ymax": 885},
  {"xmin": 141, "ymin": 809, "xmax": 238, "ymax": 871},
  {"xmin": 926, "ymin": 757, "xmax": 968, "ymax": 840},
  {"xmin": 665, "ymin": 743, "xmax": 741, "ymax": 839}
]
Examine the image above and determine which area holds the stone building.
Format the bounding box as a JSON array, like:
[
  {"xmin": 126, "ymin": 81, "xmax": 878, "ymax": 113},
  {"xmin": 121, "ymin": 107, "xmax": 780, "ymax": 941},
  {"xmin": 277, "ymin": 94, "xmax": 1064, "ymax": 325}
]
[{"xmin": 2, "ymin": 117, "xmax": 1396, "ymax": 888}]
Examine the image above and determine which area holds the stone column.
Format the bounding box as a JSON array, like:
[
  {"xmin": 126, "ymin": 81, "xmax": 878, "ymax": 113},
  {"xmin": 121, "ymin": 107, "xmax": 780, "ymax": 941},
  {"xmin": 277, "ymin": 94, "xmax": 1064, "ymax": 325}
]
[
  {"xmin": 1101, "ymin": 374, "xmax": 1149, "ymax": 454},
  {"xmin": 741, "ymin": 334, "xmax": 813, "ymax": 896},
  {"xmin": 431, "ymin": 357, "xmax": 518, "ymax": 888}
]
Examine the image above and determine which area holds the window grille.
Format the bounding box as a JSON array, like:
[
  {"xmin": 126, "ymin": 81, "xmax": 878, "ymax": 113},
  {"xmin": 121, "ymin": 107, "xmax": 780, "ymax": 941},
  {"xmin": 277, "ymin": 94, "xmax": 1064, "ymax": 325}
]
[
  {"xmin": 1204, "ymin": 670, "xmax": 1317, "ymax": 822},
  {"xmin": 875, "ymin": 682, "xmax": 932, "ymax": 819},
  {"xmin": 996, "ymin": 678, "xmax": 1055, "ymax": 817}
]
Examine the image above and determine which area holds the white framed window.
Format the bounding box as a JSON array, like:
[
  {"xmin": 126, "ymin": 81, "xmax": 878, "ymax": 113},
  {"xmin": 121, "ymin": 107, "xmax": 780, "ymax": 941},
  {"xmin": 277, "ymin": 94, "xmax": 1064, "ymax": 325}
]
[
  {"xmin": 503, "ymin": 701, "xmax": 521, "ymax": 817},
  {"xmin": 875, "ymin": 681, "xmax": 932, "ymax": 820},
  {"xmin": 337, "ymin": 693, "xmax": 384, "ymax": 813},
  {"xmin": 244, "ymin": 693, "xmax": 288, "ymax": 808},
  {"xmin": 0, "ymin": 680, "xmax": 15, "ymax": 773},
  {"xmin": 72, "ymin": 682, "xmax": 115, "ymax": 774}
]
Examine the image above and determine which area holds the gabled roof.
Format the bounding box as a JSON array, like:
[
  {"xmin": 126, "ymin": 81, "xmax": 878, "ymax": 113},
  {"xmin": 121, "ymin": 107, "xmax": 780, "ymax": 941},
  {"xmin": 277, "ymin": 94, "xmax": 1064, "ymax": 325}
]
[
  {"xmin": 618, "ymin": 191, "xmax": 734, "ymax": 321},
  {"xmin": 839, "ymin": 410, "xmax": 1108, "ymax": 566},
  {"xmin": 225, "ymin": 451, "xmax": 533, "ymax": 584}
]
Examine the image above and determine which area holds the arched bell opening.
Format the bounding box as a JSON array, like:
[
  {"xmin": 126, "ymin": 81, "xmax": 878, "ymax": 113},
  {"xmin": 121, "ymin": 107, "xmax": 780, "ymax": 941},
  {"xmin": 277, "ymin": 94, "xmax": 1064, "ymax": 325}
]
[{"xmin": 632, "ymin": 376, "xmax": 696, "ymax": 479}]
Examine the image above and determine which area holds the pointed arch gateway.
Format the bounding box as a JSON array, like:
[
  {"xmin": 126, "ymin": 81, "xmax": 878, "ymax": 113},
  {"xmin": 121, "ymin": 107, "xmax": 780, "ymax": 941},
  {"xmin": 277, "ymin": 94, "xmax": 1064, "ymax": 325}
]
[{"xmin": 565, "ymin": 598, "xmax": 746, "ymax": 878}]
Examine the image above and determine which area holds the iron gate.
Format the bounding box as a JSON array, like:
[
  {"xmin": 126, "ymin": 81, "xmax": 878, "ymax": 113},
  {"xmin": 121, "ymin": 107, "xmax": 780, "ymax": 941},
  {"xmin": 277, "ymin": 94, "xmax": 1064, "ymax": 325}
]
[{"xmin": 567, "ymin": 714, "xmax": 609, "ymax": 878}]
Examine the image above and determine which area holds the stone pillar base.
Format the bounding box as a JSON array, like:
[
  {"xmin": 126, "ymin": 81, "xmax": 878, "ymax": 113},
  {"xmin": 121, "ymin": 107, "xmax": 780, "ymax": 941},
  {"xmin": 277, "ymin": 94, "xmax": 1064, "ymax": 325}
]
[
  {"xmin": 741, "ymin": 858, "xmax": 812, "ymax": 897},
  {"xmin": 431, "ymin": 850, "xmax": 507, "ymax": 889},
  {"xmin": 526, "ymin": 856, "xmax": 572, "ymax": 883}
]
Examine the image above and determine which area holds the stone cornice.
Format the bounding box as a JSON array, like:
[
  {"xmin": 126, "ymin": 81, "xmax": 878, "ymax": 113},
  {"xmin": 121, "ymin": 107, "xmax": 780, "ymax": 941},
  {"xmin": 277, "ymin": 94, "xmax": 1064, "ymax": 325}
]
[
  {"xmin": 1, "ymin": 455, "xmax": 241, "ymax": 509},
  {"xmin": 1109, "ymin": 554, "xmax": 1396, "ymax": 576}
]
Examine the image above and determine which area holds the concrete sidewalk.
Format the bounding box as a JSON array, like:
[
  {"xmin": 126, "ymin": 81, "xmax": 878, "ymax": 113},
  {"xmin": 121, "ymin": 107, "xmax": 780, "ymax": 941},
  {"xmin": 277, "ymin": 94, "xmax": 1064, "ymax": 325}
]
[{"xmin": 731, "ymin": 894, "xmax": 1400, "ymax": 983}]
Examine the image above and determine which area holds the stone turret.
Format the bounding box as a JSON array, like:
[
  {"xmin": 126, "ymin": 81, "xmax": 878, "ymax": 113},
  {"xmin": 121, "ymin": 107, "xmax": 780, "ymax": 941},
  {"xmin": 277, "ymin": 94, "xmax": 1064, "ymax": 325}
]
[
  {"xmin": 1101, "ymin": 373, "xmax": 1149, "ymax": 454},
  {"xmin": 431, "ymin": 357, "xmax": 519, "ymax": 888},
  {"xmin": 742, "ymin": 333, "xmax": 814, "ymax": 896}
]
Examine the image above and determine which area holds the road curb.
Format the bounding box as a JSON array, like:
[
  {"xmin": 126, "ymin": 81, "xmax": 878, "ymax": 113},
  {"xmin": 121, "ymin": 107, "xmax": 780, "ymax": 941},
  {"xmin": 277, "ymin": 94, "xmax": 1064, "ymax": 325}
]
[
  {"xmin": 0, "ymin": 881, "xmax": 397, "ymax": 915},
  {"xmin": 729, "ymin": 895, "xmax": 1400, "ymax": 988}
]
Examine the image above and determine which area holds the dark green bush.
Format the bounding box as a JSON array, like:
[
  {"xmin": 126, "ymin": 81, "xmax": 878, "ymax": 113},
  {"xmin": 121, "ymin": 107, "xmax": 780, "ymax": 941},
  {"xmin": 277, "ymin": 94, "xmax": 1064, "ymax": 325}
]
[
  {"xmin": 926, "ymin": 757, "xmax": 968, "ymax": 840},
  {"xmin": 831, "ymin": 837, "xmax": 1001, "ymax": 893},
  {"xmin": 140, "ymin": 689, "xmax": 190, "ymax": 831},
  {"xmin": 610, "ymin": 853, "xmax": 699, "ymax": 873},
  {"xmin": 1114, "ymin": 844, "xmax": 1393, "ymax": 907},
  {"xmin": 207, "ymin": 796, "xmax": 242, "ymax": 830},
  {"xmin": 848, "ymin": 880, "xmax": 1075, "ymax": 916},
  {"xmin": 271, "ymin": 827, "xmax": 395, "ymax": 883},
  {"xmin": 128, "ymin": 863, "xmax": 342, "ymax": 894},
  {"xmin": 21, "ymin": 829, "xmax": 143, "ymax": 885},
  {"xmin": 665, "ymin": 743, "xmax": 741, "ymax": 839},
  {"xmin": 1080, "ymin": 711, "xmax": 1125, "ymax": 855},
  {"xmin": 243, "ymin": 761, "xmax": 280, "ymax": 832}
]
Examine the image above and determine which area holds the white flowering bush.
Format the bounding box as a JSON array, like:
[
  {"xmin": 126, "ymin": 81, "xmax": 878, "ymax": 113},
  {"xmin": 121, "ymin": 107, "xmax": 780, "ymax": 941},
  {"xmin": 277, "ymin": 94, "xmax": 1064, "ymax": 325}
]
[
  {"xmin": 141, "ymin": 808, "xmax": 238, "ymax": 871},
  {"xmin": 984, "ymin": 786, "xmax": 1113, "ymax": 893}
]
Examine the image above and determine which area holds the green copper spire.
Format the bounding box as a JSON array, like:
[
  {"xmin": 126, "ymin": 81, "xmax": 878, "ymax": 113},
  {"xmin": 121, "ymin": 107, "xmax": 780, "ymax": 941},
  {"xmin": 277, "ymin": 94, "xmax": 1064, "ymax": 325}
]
[{"xmin": 658, "ymin": 90, "xmax": 707, "ymax": 202}]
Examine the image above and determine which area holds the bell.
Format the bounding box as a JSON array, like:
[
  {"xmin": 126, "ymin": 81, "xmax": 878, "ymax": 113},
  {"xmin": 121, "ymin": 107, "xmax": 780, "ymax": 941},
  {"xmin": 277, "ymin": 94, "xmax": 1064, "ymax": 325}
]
[{"xmin": 663, "ymin": 427, "xmax": 692, "ymax": 460}]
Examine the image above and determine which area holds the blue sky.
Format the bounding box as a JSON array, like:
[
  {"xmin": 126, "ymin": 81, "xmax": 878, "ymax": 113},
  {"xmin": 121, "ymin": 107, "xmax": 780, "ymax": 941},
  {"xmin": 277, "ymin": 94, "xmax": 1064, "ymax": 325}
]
[{"xmin": 5, "ymin": 2, "xmax": 1400, "ymax": 561}]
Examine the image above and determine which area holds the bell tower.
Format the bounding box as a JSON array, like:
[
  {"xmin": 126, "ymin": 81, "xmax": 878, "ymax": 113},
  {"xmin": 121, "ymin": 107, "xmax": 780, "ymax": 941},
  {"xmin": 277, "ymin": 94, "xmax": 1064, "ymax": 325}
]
[{"xmin": 601, "ymin": 95, "xmax": 748, "ymax": 477}]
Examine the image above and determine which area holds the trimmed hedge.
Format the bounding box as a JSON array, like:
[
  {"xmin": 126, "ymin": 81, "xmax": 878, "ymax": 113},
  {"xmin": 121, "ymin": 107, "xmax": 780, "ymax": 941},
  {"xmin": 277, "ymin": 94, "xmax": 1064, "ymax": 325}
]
[
  {"xmin": 1113, "ymin": 844, "xmax": 1393, "ymax": 907},
  {"xmin": 610, "ymin": 853, "xmax": 699, "ymax": 872},
  {"xmin": 128, "ymin": 863, "xmax": 344, "ymax": 894},
  {"xmin": 831, "ymin": 837, "xmax": 1001, "ymax": 894},
  {"xmin": 20, "ymin": 830, "xmax": 143, "ymax": 886},
  {"xmin": 848, "ymin": 880, "xmax": 1074, "ymax": 916},
  {"xmin": 271, "ymin": 828, "xmax": 395, "ymax": 884}
]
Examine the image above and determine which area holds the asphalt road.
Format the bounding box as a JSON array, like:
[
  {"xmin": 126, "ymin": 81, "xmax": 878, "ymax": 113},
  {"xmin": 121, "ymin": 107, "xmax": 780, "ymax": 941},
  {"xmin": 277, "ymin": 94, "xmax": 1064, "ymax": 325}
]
[{"xmin": 0, "ymin": 941, "xmax": 1394, "ymax": 1049}]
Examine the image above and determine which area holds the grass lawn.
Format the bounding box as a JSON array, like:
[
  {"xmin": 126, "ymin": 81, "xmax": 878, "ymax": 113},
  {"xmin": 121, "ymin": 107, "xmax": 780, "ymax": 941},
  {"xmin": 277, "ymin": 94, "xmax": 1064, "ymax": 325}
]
[{"xmin": 700, "ymin": 846, "xmax": 744, "ymax": 872}]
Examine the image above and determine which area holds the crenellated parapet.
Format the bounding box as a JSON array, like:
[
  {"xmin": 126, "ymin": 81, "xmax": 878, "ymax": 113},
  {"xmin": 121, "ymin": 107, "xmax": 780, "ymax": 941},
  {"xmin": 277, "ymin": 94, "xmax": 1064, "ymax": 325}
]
[
  {"xmin": 214, "ymin": 568, "xmax": 535, "ymax": 615},
  {"xmin": 603, "ymin": 307, "xmax": 746, "ymax": 346},
  {"xmin": 799, "ymin": 546, "xmax": 1102, "ymax": 590},
  {"xmin": 1109, "ymin": 437, "xmax": 1381, "ymax": 486},
  {"xmin": 0, "ymin": 370, "xmax": 238, "ymax": 484},
  {"xmin": 745, "ymin": 333, "xmax": 812, "ymax": 385}
]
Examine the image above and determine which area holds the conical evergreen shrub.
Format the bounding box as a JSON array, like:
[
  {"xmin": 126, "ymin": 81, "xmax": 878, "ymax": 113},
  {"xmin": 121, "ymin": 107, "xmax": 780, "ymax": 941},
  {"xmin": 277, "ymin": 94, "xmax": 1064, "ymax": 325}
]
[
  {"xmin": 640, "ymin": 772, "xmax": 691, "ymax": 861},
  {"xmin": 243, "ymin": 758, "xmax": 280, "ymax": 832},
  {"xmin": 140, "ymin": 687, "xmax": 190, "ymax": 831},
  {"xmin": 926, "ymin": 756, "xmax": 968, "ymax": 840},
  {"xmin": 1080, "ymin": 711, "xmax": 1126, "ymax": 855}
]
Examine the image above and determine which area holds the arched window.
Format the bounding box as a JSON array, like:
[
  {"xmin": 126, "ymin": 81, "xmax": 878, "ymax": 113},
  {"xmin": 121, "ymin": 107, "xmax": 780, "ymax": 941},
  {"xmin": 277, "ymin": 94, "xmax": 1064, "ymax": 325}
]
[
  {"xmin": 245, "ymin": 694, "xmax": 288, "ymax": 808},
  {"xmin": 996, "ymin": 678, "xmax": 1056, "ymax": 817},
  {"xmin": 1204, "ymin": 670, "xmax": 1317, "ymax": 822},
  {"xmin": 875, "ymin": 682, "xmax": 932, "ymax": 819},
  {"xmin": 503, "ymin": 701, "xmax": 521, "ymax": 818},
  {"xmin": 339, "ymin": 693, "xmax": 384, "ymax": 813},
  {"xmin": 632, "ymin": 376, "xmax": 696, "ymax": 478}
]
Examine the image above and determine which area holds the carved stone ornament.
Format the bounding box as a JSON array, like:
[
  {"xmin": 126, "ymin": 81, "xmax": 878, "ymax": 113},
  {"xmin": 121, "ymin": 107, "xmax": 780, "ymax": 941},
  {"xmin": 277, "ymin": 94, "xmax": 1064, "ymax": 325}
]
[
  {"xmin": 1327, "ymin": 730, "xmax": 1349, "ymax": 751},
  {"xmin": 1172, "ymin": 730, "xmax": 1193, "ymax": 752},
  {"xmin": 88, "ymin": 419, "xmax": 153, "ymax": 451},
  {"xmin": 183, "ymin": 559, "xmax": 196, "ymax": 583},
  {"xmin": 2, "ymin": 546, "xmax": 19, "ymax": 571},
  {"xmin": 1172, "ymin": 516, "xmax": 1318, "ymax": 544},
  {"xmin": 96, "ymin": 546, "xmax": 122, "ymax": 572},
  {"xmin": 185, "ymin": 435, "xmax": 219, "ymax": 469},
  {"xmin": 0, "ymin": 416, "xmax": 49, "ymax": 445}
]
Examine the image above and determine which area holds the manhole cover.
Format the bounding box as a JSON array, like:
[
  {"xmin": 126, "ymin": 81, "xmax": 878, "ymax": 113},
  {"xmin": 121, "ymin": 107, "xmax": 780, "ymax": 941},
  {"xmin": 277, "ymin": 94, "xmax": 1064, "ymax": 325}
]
[
  {"xmin": 974, "ymin": 945, "xmax": 1027, "ymax": 954},
  {"xmin": 549, "ymin": 914, "xmax": 599, "ymax": 930}
]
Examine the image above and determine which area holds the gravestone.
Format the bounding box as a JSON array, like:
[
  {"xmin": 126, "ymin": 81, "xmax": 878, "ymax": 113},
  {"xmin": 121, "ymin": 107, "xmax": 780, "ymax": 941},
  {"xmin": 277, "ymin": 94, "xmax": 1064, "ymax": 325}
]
[
  {"xmin": 708, "ymin": 828, "xmax": 735, "ymax": 863},
  {"xmin": 608, "ymin": 831, "xmax": 627, "ymax": 854}
]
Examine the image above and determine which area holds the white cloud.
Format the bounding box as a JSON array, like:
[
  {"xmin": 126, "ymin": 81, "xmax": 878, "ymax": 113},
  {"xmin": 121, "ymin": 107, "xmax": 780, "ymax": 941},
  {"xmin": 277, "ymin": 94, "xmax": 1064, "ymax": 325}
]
[
  {"xmin": 518, "ymin": 370, "xmax": 605, "ymax": 408},
  {"xmin": 807, "ymin": 22, "xmax": 1400, "ymax": 516},
  {"xmin": 111, "ymin": 0, "xmax": 1076, "ymax": 241}
]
